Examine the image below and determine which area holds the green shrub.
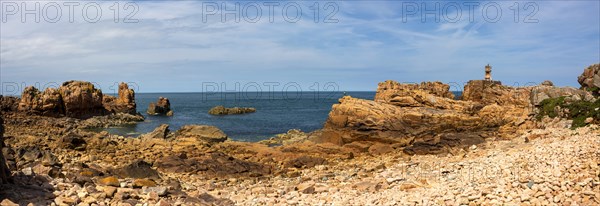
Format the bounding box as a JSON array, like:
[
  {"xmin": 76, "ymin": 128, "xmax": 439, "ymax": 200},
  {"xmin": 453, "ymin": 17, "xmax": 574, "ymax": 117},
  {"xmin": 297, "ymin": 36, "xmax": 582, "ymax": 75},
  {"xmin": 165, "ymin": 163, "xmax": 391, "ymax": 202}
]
[
  {"xmin": 536, "ymin": 96, "xmax": 600, "ymax": 129},
  {"xmin": 536, "ymin": 96, "xmax": 566, "ymax": 120}
]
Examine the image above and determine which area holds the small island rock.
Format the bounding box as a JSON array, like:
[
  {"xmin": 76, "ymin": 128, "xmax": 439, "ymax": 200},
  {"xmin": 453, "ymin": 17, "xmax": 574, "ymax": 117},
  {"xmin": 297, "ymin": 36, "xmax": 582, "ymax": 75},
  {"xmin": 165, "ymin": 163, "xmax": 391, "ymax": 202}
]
[
  {"xmin": 147, "ymin": 97, "xmax": 173, "ymax": 116},
  {"xmin": 208, "ymin": 105, "xmax": 256, "ymax": 115}
]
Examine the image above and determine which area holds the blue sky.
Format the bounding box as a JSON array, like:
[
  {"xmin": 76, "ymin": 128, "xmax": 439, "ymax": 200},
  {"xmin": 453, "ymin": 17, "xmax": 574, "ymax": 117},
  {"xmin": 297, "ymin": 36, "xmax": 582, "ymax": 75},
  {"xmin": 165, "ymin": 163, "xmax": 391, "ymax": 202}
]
[{"xmin": 1, "ymin": 0, "xmax": 599, "ymax": 94}]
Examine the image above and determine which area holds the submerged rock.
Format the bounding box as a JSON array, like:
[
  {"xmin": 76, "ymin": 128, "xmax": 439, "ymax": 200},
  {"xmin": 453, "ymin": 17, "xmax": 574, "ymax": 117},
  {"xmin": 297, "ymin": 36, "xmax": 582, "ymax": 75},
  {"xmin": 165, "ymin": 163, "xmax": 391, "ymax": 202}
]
[
  {"xmin": 208, "ymin": 105, "xmax": 256, "ymax": 115},
  {"xmin": 147, "ymin": 97, "xmax": 172, "ymax": 116}
]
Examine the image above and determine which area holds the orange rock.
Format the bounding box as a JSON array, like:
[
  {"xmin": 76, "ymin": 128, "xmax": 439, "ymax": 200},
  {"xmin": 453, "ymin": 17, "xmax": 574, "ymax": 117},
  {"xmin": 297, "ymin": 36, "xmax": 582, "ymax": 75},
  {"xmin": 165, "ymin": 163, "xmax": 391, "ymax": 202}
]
[
  {"xmin": 98, "ymin": 176, "xmax": 120, "ymax": 187},
  {"xmin": 133, "ymin": 178, "xmax": 157, "ymax": 188}
]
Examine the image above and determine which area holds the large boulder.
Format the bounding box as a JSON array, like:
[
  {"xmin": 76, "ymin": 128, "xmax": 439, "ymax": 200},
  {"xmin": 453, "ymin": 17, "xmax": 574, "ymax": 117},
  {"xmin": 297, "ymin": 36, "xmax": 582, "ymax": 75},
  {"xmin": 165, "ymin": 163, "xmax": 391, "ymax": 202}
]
[
  {"xmin": 147, "ymin": 97, "xmax": 173, "ymax": 116},
  {"xmin": 578, "ymin": 63, "xmax": 600, "ymax": 95},
  {"xmin": 208, "ymin": 106, "xmax": 256, "ymax": 115},
  {"xmin": 174, "ymin": 125, "xmax": 228, "ymax": 143},
  {"xmin": 103, "ymin": 82, "xmax": 137, "ymax": 114}
]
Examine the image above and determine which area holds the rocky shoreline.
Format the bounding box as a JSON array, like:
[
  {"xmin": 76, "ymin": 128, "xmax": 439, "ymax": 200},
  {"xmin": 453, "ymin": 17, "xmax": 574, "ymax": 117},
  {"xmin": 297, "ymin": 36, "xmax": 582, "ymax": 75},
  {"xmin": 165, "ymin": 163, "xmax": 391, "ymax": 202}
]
[{"xmin": 0, "ymin": 64, "xmax": 599, "ymax": 205}]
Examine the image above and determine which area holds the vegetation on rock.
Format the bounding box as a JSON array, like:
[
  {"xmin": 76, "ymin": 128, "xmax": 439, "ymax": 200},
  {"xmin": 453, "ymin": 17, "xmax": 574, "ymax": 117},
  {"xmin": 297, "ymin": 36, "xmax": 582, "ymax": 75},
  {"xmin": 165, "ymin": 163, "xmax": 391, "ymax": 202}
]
[{"xmin": 536, "ymin": 96, "xmax": 600, "ymax": 128}]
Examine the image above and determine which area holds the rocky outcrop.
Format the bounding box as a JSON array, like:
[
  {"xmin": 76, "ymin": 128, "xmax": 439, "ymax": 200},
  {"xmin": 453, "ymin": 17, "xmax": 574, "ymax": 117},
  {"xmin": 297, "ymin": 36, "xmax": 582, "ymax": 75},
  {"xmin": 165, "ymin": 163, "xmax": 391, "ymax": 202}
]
[
  {"xmin": 322, "ymin": 96, "xmax": 498, "ymax": 146},
  {"xmin": 103, "ymin": 82, "xmax": 137, "ymax": 115},
  {"xmin": 147, "ymin": 97, "xmax": 173, "ymax": 116},
  {"xmin": 462, "ymin": 80, "xmax": 531, "ymax": 107},
  {"xmin": 17, "ymin": 81, "xmax": 140, "ymax": 119},
  {"xmin": 0, "ymin": 102, "xmax": 11, "ymax": 184},
  {"xmin": 18, "ymin": 87, "xmax": 64, "ymax": 117},
  {"xmin": 208, "ymin": 106, "xmax": 256, "ymax": 115},
  {"xmin": 58, "ymin": 81, "xmax": 105, "ymax": 119},
  {"xmin": 578, "ymin": 63, "xmax": 600, "ymax": 95},
  {"xmin": 375, "ymin": 82, "xmax": 480, "ymax": 111},
  {"xmin": 319, "ymin": 80, "xmax": 539, "ymax": 153},
  {"xmin": 530, "ymin": 85, "xmax": 594, "ymax": 106},
  {"xmin": 174, "ymin": 125, "xmax": 228, "ymax": 143},
  {"xmin": 375, "ymin": 80, "xmax": 455, "ymax": 101}
]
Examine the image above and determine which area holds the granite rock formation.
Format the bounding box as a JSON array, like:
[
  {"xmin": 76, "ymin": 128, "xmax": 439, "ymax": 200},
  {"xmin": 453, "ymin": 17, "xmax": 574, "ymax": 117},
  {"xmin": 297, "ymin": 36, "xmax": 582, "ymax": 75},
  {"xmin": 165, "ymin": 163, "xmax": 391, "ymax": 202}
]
[
  {"xmin": 375, "ymin": 80, "xmax": 455, "ymax": 101},
  {"xmin": 18, "ymin": 87, "xmax": 64, "ymax": 117},
  {"xmin": 17, "ymin": 81, "xmax": 140, "ymax": 119},
  {"xmin": 208, "ymin": 106, "xmax": 256, "ymax": 115},
  {"xmin": 147, "ymin": 97, "xmax": 172, "ymax": 116},
  {"xmin": 103, "ymin": 82, "xmax": 137, "ymax": 115},
  {"xmin": 462, "ymin": 80, "xmax": 531, "ymax": 107},
  {"xmin": 578, "ymin": 63, "xmax": 600, "ymax": 95},
  {"xmin": 58, "ymin": 81, "xmax": 105, "ymax": 119},
  {"xmin": 320, "ymin": 80, "xmax": 537, "ymax": 153}
]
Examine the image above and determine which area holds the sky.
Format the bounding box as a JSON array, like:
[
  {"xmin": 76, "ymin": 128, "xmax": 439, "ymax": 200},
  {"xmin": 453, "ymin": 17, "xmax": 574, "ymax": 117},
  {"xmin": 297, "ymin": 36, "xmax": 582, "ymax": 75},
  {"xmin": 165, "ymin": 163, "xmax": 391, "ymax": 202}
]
[{"xmin": 1, "ymin": 0, "xmax": 599, "ymax": 94}]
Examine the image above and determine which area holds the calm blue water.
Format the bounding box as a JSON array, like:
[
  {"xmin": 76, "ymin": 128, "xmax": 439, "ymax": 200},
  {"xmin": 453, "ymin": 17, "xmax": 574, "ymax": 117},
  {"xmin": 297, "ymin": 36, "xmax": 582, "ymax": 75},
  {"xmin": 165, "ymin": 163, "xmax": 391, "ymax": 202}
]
[
  {"xmin": 104, "ymin": 91, "xmax": 463, "ymax": 141},
  {"xmin": 104, "ymin": 92, "xmax": 375, "ymax": 142}
]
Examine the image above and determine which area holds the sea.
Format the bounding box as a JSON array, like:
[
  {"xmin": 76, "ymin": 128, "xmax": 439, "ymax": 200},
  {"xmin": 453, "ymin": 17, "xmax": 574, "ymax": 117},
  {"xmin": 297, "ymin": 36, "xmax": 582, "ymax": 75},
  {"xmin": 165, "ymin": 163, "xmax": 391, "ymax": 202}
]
[{"xmin": 103, "ymin": 91, "xmax": 462, "ymax": 142}]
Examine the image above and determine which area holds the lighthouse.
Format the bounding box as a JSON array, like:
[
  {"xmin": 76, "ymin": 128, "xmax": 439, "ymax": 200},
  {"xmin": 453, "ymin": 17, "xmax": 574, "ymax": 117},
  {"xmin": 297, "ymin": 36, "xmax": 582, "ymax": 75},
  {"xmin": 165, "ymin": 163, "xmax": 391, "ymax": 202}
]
[{"xmin": 485, "ymin": 64, "xmax": 492, "ymax": 81}]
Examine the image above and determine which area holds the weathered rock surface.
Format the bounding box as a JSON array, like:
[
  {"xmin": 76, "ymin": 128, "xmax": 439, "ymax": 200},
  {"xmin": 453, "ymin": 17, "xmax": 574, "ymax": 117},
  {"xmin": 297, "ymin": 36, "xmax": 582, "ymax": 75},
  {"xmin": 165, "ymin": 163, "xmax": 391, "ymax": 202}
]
[
  {"xmin": 78, "ymin": 113, "xmax": 144, "ymax": 129},
  {"xmin": 114, "ymin": 160, "xmax": 160, "ymax": 180},
  {"xmin": 103, "ymin": 82, "xmax": 137, "ymax": 115},
  {"xmin": 530, "ymin": 85, "xmax": 594, "ymax": 106},
  {"xmin": 375, "ymin": 80, "xmax": 455, "ymax": 100},
  {"xmin": 462, "ymin": 80, "xmax": 531, "ymax": 107},
  {"xmin": 258, "ymin": 129, "xmax": 308, "ymax": 146},
  {"xmin": 18, "ymin": 87, "xmax": 64, "ymax": 117},
  {"xmin": 59, "ymin": 81, "xmax": 106, "ymax": 119},
  {"xmin": 147, "ymin": 97, "xmax": 172, "ymax": 116},
  {"xmin": 17, "ymin": 81, "xmax": 139, "ymax": 119},
  {"xmin": 578, "ymin": 63, "xmax": 600, "ymax": 95},
  {"xmin": 208, "ymin": 106, "xmax": 256, "ymax": 115},
  {"xmin": 154, "ymin": 152, "xmax": 270, "ymax": 177},
  {"xmin": 141, "ymin": 124, "xmax": 170, "ymax": 139},
  {"xmin": 174, "ymin": 125, "xmax": 228, "ymax": 143}
]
